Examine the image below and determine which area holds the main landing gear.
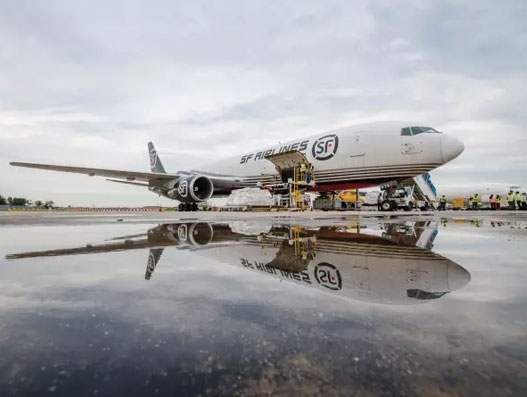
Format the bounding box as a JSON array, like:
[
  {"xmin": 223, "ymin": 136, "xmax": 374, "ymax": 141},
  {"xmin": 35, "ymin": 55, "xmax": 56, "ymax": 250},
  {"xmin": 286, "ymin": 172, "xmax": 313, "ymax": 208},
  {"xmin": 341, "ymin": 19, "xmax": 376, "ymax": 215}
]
[{"xmin": 178, "ymin": 203, "xmax": 198, "ymax": 212}]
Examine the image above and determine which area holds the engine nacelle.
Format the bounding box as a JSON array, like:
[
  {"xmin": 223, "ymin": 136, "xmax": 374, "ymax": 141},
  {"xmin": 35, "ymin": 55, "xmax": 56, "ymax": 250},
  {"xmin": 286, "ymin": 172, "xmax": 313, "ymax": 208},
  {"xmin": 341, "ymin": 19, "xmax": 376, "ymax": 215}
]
[
  {"xmin": 166, "ymin": 223, "xmax": 214, "ymax": 246},
  {"xmin": 167, "ymin": 175, "xmax": 214, "ymax": 203}
]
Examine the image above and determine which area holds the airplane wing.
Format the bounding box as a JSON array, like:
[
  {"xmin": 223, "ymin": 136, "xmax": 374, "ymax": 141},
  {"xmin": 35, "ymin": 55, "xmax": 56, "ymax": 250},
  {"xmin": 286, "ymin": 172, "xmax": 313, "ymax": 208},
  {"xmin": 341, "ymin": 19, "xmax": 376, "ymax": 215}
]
[
  {"xmin": 9, "ymin": 162, "xmax": 178, "ymax": 185},
  {"xmin": 5, "ymin": 238, "xmax": 178, "ymax": 260}
]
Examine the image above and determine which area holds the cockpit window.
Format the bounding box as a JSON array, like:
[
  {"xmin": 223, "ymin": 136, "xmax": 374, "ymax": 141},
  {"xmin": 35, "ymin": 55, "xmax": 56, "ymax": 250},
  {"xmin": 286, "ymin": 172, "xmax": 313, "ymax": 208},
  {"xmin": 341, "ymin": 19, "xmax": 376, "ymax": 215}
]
[
  {"xmin": 401, "ymin": 126, "xmax": 440, "ymax": 136},
  {"xmin": 411, "ymin": 126, "xmax": 440, "ymax": 135}
]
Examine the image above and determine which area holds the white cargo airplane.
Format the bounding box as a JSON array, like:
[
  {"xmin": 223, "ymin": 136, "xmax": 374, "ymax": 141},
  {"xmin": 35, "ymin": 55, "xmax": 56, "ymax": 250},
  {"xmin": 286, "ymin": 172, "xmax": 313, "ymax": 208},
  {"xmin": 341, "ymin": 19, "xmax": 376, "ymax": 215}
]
[
  {"xmin": 10, "ymin": 121, "xmax": 464, "ymax": 210},
  {"xmin": 437, "ymin": 183, "xmax": 524, "ymax": 201}
]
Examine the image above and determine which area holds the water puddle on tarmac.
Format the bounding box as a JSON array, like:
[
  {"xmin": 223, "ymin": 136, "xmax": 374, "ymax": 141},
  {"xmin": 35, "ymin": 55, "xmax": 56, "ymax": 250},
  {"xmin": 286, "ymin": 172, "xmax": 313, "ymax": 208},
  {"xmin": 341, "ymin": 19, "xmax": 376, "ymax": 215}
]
[{"xmin": 0, "ymin": 216, "xmax": 526, "ymax": 396}]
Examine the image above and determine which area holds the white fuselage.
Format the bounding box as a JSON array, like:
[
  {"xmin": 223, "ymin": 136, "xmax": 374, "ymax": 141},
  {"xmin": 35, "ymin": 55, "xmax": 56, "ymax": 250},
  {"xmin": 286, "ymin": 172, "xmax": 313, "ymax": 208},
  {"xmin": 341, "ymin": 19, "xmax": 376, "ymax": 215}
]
[
  {"xmin": 187, "ymin": 227, "xmax": 470, "ymax": 305},
  {"xmin": 437, "ymin": 183, "xmax": 525, "ymax": 202},
  {"xmin": 195, "ymin": 121, "xmax": 464, "ymax": 192}
]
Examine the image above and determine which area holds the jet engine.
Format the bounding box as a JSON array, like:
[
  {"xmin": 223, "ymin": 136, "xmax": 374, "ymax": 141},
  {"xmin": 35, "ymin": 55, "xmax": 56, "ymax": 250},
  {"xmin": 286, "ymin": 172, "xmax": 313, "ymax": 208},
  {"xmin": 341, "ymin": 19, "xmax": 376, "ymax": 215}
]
[
  {"xmin": 166, "ymin": 223, "xmax": 214, "ymax": 246},
  {"xmin": 167, "ymin": 175, "xmax": 214, "ymax": 203}
]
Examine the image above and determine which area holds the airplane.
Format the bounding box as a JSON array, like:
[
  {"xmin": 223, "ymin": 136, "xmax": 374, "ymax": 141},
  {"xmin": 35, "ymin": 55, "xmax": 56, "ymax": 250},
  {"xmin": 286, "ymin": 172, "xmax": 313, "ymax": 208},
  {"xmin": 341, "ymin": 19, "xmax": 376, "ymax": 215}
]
[
  {"xmin": 436, "ymin": 182, "xmax": 525, "ymax": 209},
  {"xmin": 6, "ymin": 220, "xmax": 471, "ymax": 305},
  {"xmin": 10, "ymin": 121, "xmax": 464, "ymax": 211}
]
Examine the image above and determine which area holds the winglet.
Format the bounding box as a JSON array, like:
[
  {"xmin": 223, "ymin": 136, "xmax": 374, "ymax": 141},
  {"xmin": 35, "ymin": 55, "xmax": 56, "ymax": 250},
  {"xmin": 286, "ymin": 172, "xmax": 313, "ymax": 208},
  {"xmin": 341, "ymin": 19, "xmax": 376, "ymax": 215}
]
[{"xmin": 148, "ymin": 142, "xmax": 167, "ymax": 174}]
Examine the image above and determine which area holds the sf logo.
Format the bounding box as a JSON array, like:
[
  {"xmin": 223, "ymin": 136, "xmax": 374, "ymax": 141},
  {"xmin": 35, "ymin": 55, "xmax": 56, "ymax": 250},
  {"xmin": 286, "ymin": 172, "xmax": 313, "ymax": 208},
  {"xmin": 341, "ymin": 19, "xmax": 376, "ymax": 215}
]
[
  {"xmin": 314, "ymin": 263, "xmax": 342, "ymax": 290},
  {"xmin": 149, "ymin": 148, "xmax": 158, "ymax": 168},
  {"xmin": 312, "ymin": 134, "xmax": 339, "ymax": 160},
  {"xmin": 177, "ymin": 224, "xmax": 188, "ymax": 242},
  {"xmin": 178, "ymin": 181, "xmax": 188, "ymax": 198}
]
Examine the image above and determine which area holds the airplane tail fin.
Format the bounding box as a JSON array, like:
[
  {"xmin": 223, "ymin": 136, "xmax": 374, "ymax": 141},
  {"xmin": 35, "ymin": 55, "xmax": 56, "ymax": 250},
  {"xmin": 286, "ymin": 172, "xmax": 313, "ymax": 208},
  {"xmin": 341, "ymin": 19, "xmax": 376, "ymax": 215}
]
[
  {"xmin": 148, "ymin": 142, "xmax": 167, "ymax": 174},
  {"xmin": 145, "ymin": 248, "xmax": 164, "ymax": 280}
]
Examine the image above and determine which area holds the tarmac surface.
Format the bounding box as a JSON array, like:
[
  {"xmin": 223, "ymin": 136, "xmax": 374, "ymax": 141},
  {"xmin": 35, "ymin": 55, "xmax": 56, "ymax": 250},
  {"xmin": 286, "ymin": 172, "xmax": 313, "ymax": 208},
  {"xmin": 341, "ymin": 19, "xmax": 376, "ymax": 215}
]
[{"xmin": 0, "ymin": 210, "xmax": 526, "ymax": 396}]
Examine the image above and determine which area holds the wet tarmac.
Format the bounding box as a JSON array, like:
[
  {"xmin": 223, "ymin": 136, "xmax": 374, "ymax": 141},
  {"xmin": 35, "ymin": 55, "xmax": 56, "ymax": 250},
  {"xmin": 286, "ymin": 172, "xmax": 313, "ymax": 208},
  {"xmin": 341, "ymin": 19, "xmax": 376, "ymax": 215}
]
[{"xmin": 0, "ymin": 211, "xmax": 526, "ymax": 396}]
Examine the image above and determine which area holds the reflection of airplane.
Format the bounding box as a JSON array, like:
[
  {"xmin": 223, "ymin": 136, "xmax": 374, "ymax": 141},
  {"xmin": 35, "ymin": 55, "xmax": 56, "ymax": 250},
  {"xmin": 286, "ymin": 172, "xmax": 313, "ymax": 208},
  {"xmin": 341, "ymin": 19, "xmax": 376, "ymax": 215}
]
[
  {"xmin": 6, "ymin": 220, "xmax": 470, "ymax": 305},
  {"xmin": 10, "ymin": 122, "xmax": 464, "ymax": 210}
]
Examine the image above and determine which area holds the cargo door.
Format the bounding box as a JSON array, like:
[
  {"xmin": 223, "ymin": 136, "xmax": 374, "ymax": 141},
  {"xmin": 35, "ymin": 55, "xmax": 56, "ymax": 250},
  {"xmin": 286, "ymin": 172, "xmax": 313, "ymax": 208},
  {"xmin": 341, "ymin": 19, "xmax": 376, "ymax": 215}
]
[{"xmin": 266, "ymin": 150, "xmax": 312, "ymax": 183}]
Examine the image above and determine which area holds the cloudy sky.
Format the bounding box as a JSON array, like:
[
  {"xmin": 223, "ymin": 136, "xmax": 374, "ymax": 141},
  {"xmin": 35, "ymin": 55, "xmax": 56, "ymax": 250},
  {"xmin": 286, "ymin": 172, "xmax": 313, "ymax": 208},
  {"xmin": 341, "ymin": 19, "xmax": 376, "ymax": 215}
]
[{"xmin": 1, "ymin": 0, "xmax": 526, "ymax": 206}]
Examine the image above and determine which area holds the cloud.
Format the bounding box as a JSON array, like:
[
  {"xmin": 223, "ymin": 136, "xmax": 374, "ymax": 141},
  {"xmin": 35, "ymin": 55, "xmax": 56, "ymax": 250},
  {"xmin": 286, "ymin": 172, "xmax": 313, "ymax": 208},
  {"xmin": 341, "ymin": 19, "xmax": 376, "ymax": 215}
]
[{"xmin": 0, "ymin": 0, "xmax": 526, "ymax": 205}]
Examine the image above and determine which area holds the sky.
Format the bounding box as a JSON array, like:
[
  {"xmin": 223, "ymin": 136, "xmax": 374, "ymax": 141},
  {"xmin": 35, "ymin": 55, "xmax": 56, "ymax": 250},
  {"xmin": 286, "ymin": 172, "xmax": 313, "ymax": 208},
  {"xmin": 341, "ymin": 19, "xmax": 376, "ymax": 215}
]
[{"xmin": 1, "ymin": 0, "xmax": 526, "ymax": 206}]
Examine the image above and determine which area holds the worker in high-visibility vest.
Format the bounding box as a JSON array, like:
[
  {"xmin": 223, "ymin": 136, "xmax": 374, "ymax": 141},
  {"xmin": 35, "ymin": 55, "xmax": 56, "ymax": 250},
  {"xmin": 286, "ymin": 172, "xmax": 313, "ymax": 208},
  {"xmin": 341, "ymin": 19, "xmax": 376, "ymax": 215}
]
[
  {"xmin": 439, "ymin": 195, "xmax": 447, "ymax": 211},
  {"xmin": 515, "ymin": 191, "xmax": 521, "ymax": 210},
  {"xmin": 517, "ymin": 191, "xmax": 526, "ymax": 210},
  {"xmin": 471, "ymin": 193, "xmax": 479, "ymax": 210},
  {"xmin": 507, "ymin": 190, "xmax": 516, "ymax": 210},
  {"xmin": 495, "ymin": 195, "xmax": 501, "ymax": 210}
]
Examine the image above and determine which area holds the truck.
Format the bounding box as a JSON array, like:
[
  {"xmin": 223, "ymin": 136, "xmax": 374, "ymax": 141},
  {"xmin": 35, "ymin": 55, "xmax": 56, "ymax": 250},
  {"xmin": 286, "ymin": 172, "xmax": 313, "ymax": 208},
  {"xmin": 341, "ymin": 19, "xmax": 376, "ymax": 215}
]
[{"xmin": 379, "ymin": 186, "xmax": 416, "ymax": 211}]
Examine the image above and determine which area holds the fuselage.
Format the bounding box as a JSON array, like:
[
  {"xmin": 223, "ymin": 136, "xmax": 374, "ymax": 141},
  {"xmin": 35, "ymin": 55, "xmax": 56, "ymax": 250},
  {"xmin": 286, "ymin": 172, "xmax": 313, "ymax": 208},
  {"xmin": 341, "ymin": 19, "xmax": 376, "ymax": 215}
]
[
  {"xmin": 437, "ymin": 183, "xmax": 525, "ymax": 201},
  {"xmin": 195, "ymin": 121, "xmax": 464, "ymax": 193},
  {"xmin": 9, "ymin": 120, "xmax": 465, "ymax": 204}
]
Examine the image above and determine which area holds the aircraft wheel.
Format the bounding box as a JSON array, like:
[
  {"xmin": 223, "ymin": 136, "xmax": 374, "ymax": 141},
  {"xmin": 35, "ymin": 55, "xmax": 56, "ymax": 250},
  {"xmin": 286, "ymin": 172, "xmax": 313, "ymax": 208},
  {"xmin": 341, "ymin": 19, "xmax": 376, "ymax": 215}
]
[
  {"xmin": 178, "ymin": 203, "xmax": 184, "ymax": 212},
  {"xmin": 191, "ymin": 203, "xmax": 198, "ymax": 211},
  {"xmin": 184, "ymin": 203, "xmax": 192, "ymax": 212},
  {"xmin": 404, "ymin": 202, "xmax": 413, "ymax": 212},
  {"xmin": 381, "ymin": 200, "xmax": 392, "ymax": 211}
]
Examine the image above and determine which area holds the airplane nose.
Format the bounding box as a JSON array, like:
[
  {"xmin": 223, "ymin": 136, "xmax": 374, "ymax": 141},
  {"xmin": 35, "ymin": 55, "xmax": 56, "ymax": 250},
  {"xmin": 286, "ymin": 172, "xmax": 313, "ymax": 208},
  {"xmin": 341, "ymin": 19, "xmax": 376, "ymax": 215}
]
[
  {"xmin": 441, "ymin": 134, "xmax": 465, "ymax": 163},
  {"xmin": 447, "ymin": 263, "xmax": 471, "ymax": 291}
]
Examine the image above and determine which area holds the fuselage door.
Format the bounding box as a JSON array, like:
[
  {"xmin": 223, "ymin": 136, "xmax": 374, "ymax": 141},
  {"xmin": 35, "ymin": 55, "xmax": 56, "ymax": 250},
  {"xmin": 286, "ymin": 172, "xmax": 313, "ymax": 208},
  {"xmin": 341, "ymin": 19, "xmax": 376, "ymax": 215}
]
[
  {"xmin": 266, "ymin": 151, "xmax": 312, "ymax": 183},
  {"xmin": 406, "ymin": 269, "xmax": 430, "ymax": 290},
  {"xmin": 351, "ymin": 266, "xmax": 370, "ymax": 290}
]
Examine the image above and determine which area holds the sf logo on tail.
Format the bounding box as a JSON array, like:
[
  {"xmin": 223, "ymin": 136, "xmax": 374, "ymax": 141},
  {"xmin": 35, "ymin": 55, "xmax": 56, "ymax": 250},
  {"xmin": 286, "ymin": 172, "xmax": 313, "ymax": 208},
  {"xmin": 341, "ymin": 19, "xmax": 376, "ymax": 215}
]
[{"xmin": 149, "ymin": 148, "xmax": 158, "ymax": 168}]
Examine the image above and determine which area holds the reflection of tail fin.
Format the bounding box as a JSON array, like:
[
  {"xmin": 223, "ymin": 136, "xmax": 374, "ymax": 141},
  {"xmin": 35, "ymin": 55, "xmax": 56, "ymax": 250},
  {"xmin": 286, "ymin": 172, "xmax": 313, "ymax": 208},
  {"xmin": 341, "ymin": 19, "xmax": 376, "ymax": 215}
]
[
  {"xmin": 148, "ymin": 142, "xmax": 167, "ymax": 174},
  {"xmin": 145, "ymin": 248, "xmax": 164, "ymax": 280}
]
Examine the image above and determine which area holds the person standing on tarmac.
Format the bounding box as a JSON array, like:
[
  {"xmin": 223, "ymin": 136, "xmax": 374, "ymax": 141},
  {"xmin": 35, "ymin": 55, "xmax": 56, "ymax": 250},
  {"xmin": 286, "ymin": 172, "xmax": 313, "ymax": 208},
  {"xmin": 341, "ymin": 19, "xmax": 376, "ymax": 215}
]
[
  {"xmin": 489, "ymin": 194, "xmax": 495, "ymax": 210},
  {"xmin": 439, "ymin": 195, "xmax": 447, "ymax": 211},
  {"xmin": 517, "ymin": 191, "xmax": 526, "ymax": 210},
  {"xmin": 377, "ymin": 193, "xmax": 383, "ymax": 211},
  {"xmin": 514, "ymin": 191, "xmax": 519, "ymax": 210},
  {"xmin": 496, "ymin": 195, "xmax": 501, "ymax": 210},
  {"xmin": 471, "ymin": 193, "xmax": 479, "ymax": 210},
  {"xmin": 507, "ymin": 190, "xmax": 516, "ymax": 210},
  {"xmin": 522, "ymin": 193, "xmax": 527, "ymax": 210}
]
